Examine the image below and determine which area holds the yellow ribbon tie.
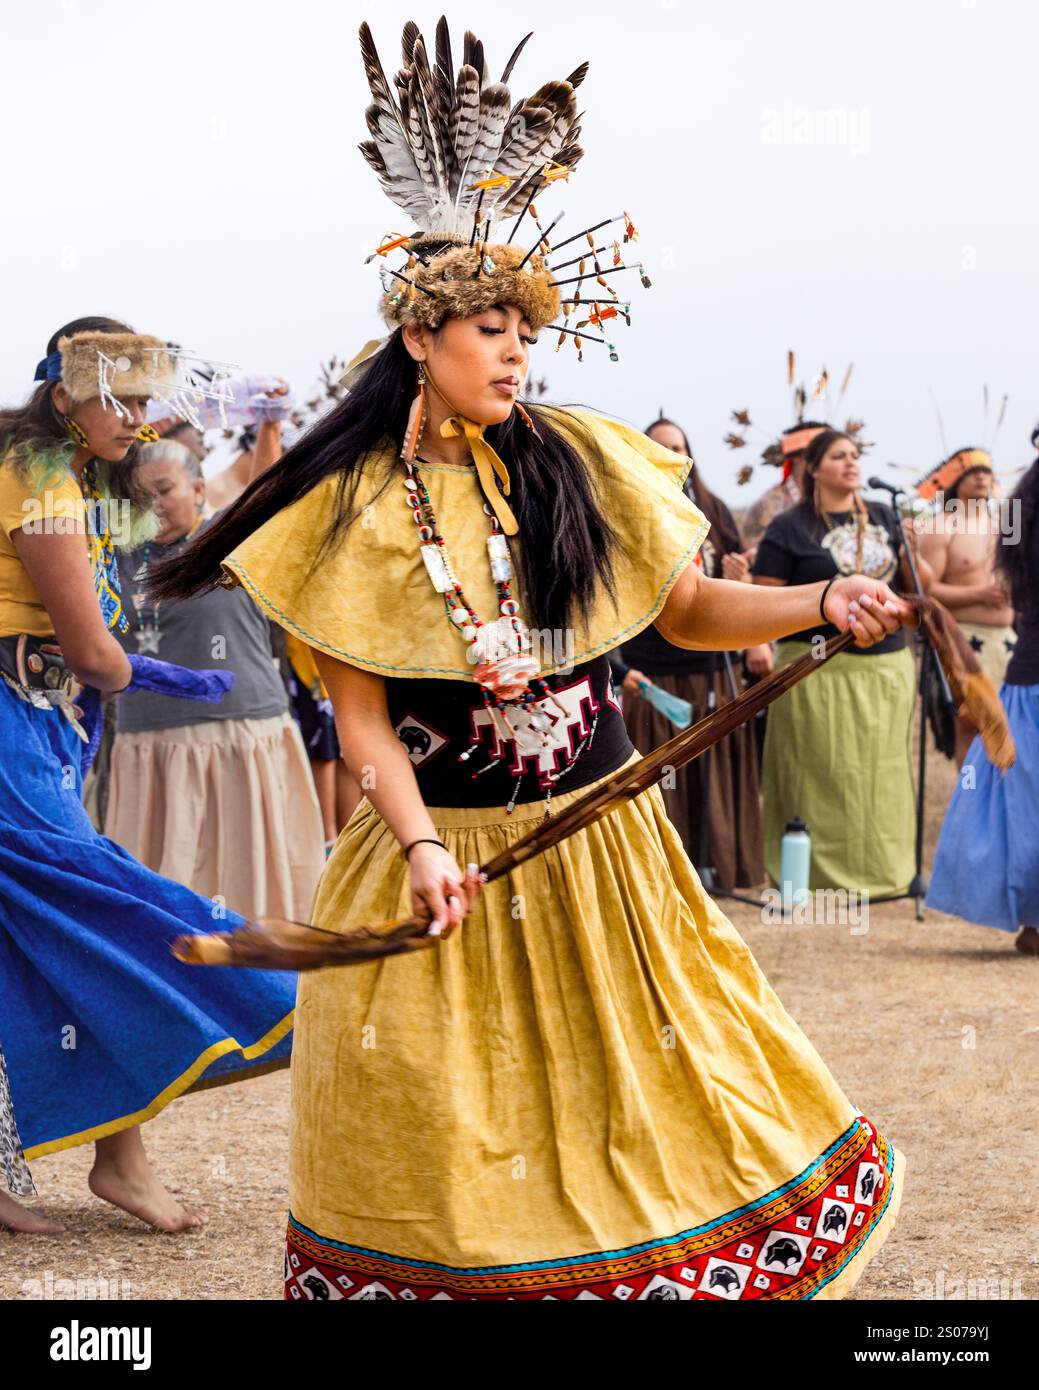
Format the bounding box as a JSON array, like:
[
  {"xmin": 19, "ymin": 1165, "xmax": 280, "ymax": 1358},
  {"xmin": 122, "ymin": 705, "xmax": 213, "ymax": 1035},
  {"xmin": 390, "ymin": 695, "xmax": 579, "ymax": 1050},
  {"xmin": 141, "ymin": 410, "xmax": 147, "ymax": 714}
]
[{"xmin": 441, "ymin": 414, "xmax": 519, "ymax": 536}]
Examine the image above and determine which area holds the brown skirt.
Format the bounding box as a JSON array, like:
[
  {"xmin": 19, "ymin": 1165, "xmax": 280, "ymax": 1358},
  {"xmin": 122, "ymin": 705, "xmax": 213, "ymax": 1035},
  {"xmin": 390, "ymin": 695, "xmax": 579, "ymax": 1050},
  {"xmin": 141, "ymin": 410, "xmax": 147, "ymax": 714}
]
[{"xmin": 622, "ymin": 664, "xmax": 764, "ymax": 890}]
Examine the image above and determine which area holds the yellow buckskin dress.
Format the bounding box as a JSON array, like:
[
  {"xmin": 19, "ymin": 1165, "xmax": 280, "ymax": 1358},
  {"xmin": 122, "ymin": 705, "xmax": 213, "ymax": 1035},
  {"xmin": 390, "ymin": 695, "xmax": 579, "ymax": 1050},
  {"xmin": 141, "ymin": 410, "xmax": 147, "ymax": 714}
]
[{"xmin": 221, "ymin": 407, "xmax": 905, "ymax": 1301}]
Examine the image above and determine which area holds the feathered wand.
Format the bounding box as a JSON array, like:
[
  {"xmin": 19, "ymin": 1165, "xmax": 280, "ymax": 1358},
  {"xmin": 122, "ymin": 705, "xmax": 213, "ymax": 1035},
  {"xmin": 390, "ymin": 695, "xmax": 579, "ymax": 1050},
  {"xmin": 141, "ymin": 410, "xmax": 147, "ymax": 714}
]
[{"xmin": 170, "ymin": 598, "xmax": 1014, "ymax": 972}]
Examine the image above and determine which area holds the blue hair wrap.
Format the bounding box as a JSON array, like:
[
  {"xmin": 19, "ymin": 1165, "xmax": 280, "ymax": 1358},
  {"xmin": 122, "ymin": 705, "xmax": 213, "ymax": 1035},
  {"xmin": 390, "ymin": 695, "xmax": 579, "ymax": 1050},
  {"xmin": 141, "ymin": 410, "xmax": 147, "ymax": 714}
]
[{"xmin": 34, "ymin": 351, "xmax": 63, "ymax": 383}]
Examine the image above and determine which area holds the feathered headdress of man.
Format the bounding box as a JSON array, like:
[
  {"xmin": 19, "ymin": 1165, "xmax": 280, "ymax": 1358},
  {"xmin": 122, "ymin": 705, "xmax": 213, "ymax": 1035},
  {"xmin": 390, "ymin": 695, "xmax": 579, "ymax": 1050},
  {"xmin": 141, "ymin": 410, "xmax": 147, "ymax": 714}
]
[
  {"xmin": 356, "ymin": 17, "xmax": 650, "ymax": 361},
  {"xmin": 724, "ymin": 352, "xmax": 866, "ymax": 485}
]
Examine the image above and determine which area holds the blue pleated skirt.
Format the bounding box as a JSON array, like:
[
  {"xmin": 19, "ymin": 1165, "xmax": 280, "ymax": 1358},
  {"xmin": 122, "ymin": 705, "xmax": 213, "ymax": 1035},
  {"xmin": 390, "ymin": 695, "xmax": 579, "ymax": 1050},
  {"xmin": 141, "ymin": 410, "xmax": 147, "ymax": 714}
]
[
  {"xmin": 0, "ymin": 681, "xmax": 296, "ymax": 1161},
  {"xmin": 926, "ymin": 682, "xmax": 1039, "ymax": 932}
]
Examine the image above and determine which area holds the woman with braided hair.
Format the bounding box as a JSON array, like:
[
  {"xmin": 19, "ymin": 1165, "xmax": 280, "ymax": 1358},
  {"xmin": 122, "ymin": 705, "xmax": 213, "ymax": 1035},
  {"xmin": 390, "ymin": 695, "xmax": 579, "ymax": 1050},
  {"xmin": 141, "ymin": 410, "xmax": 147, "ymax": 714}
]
[{"xmin": 753, "ymin": 428, "xmax": 931, "ymax": 898}]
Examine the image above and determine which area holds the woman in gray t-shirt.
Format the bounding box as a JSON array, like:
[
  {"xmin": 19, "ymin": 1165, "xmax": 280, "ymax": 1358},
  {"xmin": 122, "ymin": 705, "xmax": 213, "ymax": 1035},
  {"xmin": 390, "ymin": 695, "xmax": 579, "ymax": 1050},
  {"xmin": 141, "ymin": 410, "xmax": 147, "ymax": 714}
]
[{"xmin": 104, "ymin": 440, "xmax": 324, "ymax": 921}]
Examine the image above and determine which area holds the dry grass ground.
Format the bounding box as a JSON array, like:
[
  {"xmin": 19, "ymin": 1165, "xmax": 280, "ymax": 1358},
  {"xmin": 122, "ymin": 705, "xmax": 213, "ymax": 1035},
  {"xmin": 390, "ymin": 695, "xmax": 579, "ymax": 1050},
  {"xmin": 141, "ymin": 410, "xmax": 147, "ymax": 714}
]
[{"xmin": 2, "ymin": 726, "xmax": 1035, "ymax": 1300}]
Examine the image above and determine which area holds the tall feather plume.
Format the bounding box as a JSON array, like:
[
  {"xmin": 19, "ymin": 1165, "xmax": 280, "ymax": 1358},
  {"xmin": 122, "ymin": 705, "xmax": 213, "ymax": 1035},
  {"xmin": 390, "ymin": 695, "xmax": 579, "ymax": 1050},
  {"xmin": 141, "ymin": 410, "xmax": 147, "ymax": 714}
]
[
  {"xmin": 463, "ymin": 30, "xmax": 486, "ymax": 87},
  {"xmin": 500, "ymin": 31, "xmax": 534, "ymax": 84},
  {"xmin": 411, "ymin": 37, "xmax": 448, "ymax": 190},
  {"xmin": 357, "ymin": 23, "xmax": 429, "ymax": 224},
  {"xmin": 451, "ymin": 65, "xmax": 483, "ymax": 181},
  {"xmin": 358, "ymin": 19, "xmax": 587, "ymax": 240},
  {"xmin": 496, "ymin": 85, "xmax": 581, "ymax": 218},
  {"xmin": 401, "ymin": 21, "xmax": 420, "ymax": 64},
  {"xmin": 404, "ymin": 71, "xmax": 443, "ymax": 205},
  {"xmin": 456, "ymin": 83, "xmax": 511, "ymax": 214},
  {"xmin": 433, "ymin": 16, "xmax": 457, "ymax": 185}
]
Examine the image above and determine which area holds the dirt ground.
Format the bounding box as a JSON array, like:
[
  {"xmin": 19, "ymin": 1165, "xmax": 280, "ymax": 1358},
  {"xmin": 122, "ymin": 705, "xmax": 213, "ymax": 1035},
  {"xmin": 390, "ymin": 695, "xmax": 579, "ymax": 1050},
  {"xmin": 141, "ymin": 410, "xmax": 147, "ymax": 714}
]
[{"xmin": 3, "ymin": 733, "xmax": 1036, "ymax": 1301}]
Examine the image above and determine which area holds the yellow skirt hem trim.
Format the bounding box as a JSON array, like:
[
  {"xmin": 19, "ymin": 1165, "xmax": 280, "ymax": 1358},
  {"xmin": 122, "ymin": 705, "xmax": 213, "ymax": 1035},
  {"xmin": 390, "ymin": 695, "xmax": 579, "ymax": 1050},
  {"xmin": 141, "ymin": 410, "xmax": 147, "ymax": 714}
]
[{"xmin": 22, "ymin": 1009, "xmax": 295, "ymax": 1162}]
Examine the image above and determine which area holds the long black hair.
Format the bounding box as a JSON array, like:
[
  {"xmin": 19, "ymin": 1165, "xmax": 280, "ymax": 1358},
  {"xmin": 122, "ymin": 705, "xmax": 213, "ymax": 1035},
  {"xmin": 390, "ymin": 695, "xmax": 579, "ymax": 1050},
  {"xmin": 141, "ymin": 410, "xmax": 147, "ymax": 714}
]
[
  {"xmin": 0, "ymin": 315, "xmax": 151, "ymax": 516},
  {"xmin": 997, "ymin": 451, "xmax": 1039, "ymax": 619},
  {"xmin": 644, "ymin": 416, "xmax": 742, "ymax": 555},
  {"xmin": 149, "ymin": 328, "xmax": 619, "ymax": 636}
]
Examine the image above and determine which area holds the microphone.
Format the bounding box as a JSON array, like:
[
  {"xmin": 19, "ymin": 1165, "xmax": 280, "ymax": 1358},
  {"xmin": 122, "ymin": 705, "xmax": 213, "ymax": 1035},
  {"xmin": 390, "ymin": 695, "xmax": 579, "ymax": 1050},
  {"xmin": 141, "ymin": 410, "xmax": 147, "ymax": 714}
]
[{"xmin": 867, "ymin": 475, "xmax": 904, "ymax": 499}]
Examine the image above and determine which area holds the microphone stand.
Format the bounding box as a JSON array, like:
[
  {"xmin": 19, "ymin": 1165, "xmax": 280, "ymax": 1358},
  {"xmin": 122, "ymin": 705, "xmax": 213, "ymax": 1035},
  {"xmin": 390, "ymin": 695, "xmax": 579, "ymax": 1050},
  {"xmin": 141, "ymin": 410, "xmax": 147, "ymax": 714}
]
[{"xmin": 866, "ymin": 477, "xmax": 957, "ymax": 919}]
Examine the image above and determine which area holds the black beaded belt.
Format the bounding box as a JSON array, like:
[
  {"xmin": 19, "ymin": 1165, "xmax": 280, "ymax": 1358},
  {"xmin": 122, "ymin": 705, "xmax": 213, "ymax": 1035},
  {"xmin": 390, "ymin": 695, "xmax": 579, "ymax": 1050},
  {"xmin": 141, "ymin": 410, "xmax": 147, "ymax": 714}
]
[{"xmin": 0, "ymin": 633, "xmax": 76, "ymax": 695}]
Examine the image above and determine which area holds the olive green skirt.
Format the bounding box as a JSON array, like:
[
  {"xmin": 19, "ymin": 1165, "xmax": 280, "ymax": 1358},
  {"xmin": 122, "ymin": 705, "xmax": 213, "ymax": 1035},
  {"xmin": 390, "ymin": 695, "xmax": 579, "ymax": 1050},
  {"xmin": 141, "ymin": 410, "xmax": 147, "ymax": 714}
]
[{"xmin": 761, "ymin": 641, "xmax": 916, "ymax": 898}]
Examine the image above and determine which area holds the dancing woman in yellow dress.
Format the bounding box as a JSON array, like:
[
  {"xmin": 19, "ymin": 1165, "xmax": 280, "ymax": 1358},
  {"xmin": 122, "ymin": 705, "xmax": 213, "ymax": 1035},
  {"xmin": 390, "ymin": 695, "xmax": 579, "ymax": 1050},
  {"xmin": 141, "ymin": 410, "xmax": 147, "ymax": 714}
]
[{"xmin": 153, "ymin": 18, "xmax": 907, "ymax": 1299}]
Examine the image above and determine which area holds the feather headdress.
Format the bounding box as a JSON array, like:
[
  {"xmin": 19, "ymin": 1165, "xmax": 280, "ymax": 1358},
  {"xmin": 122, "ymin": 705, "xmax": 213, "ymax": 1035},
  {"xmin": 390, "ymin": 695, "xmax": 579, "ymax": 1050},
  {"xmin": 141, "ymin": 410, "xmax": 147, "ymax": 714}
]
[
  {"xmin": 725, "ymin": 352, "xmax": 865, "ymax": 486},
  {"xmin": 356, "ymin": 17, "xmax": 649, "ymax": 356},
  {"xmin": 913, "ymin": 387, "xmax": 1015, "ymax": 500}
]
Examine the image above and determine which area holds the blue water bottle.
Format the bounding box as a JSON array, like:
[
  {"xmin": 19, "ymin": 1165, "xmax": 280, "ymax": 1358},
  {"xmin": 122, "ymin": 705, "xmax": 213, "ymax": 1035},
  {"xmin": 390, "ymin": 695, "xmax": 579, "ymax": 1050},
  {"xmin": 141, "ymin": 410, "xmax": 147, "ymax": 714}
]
[{"xmin": 780, "ymin": 818, "xmax": 811, "ymax": 913}]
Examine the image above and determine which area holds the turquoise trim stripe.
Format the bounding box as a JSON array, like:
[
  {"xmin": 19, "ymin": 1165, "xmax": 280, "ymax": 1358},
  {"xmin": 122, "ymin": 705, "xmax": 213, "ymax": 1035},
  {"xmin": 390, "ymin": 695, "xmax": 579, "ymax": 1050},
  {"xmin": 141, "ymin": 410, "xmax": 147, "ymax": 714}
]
[
  {"xmin": 288, "ymin": 1117, "xmax": 867, "ymax": 1277},
  {"xmin": 805, "ymin": 1131, "xmax": 896, "ymax": 1299}
]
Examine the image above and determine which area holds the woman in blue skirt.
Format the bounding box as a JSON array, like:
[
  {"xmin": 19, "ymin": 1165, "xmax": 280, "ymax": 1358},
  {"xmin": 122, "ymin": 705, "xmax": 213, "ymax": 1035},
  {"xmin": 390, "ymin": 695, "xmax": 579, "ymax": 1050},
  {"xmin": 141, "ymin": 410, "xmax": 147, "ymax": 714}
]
[
  {"xmin": 927, "ymin": 444, "xmax": 1039, "ymax": 952},
  {"xmin": 0, "ymin": 318, "xmax": 296, "ymax": 1232}
]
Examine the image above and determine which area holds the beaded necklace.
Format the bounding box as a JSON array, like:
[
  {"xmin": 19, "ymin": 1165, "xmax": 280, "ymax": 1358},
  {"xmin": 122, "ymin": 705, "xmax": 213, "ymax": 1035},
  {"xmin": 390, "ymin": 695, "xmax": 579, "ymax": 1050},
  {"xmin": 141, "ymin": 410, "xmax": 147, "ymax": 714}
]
[
  {"xmin": 406, "ymin": 454, "xmax": 598, "ymax": 816},
  {"xmin": 130, "ymin": 513, "xmax": 204, "ymax": 654},
  {"xmin": 79, "ymin": 460, "xmax": 130, "ymax": 634},
  {"xmin": 817, "ymin": 499, "xmax": 866, "ymax": 575}
]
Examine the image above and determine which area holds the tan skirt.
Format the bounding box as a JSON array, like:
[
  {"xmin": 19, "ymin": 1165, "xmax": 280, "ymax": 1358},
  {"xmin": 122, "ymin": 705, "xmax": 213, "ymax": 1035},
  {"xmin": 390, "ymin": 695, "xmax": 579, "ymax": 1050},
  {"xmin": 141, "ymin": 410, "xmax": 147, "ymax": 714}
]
[
  {"xmin": 105, "ymin": 712, "xmax": 325, "ymax": 922},
  {"xmin": 957, "ymin": 621, "xmax": 1017, "ymax": 688}
]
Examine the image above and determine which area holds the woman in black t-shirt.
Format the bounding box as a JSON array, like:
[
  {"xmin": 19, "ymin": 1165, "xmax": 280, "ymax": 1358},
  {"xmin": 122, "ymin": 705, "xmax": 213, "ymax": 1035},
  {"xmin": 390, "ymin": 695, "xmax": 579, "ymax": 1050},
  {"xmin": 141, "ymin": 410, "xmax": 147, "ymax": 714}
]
[
  {"xmin": 752, "ymin": 428, "xmax": 928, "ymax": 897},
  {"xmin": 612, "ymin": 417, "xmax": 765, "ymax": 888}
]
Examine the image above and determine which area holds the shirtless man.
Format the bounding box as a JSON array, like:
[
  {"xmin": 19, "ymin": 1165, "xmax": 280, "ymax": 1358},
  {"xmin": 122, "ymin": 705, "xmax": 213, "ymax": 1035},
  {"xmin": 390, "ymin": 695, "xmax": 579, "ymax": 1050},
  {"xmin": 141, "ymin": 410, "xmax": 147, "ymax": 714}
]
[{"xmin": 917, "ymin": 451, "xmax": 1016, "ymax": 764}]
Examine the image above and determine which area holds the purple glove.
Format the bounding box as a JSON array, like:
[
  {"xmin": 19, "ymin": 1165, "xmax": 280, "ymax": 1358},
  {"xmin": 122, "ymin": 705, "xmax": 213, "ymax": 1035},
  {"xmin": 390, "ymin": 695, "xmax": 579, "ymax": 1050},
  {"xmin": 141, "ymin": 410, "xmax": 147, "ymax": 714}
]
[
  {"xmin": 80, "ymin": 657, "xmax": 234, "ymax": 776},
  {"xmin": 123, "ymin": 653, "xmax": 235, "ymax": 703}
]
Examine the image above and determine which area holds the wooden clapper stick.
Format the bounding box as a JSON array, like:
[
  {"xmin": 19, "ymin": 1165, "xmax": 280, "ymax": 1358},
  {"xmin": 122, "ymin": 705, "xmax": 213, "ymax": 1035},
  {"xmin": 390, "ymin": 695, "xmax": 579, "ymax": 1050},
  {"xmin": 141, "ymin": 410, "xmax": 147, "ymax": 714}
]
[{"xmin": 171, "ymin": 599, "xmax": 1013, "ymax": 972}]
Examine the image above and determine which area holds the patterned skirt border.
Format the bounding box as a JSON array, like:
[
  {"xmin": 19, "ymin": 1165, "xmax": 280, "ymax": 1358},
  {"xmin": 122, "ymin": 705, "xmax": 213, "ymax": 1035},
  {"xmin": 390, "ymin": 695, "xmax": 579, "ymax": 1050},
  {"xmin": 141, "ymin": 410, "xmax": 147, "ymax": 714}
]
[{"xmin": 284, "ymin": 1114, "xmax": 901, "ymax": 1301}]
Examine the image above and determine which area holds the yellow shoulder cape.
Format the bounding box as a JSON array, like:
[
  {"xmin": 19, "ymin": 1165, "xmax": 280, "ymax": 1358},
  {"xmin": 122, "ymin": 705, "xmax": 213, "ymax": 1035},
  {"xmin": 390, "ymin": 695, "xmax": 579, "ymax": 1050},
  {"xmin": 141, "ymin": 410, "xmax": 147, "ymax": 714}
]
[{"xmin": 221, "ymin": 407, "xmax": 708, "ymax": 681}]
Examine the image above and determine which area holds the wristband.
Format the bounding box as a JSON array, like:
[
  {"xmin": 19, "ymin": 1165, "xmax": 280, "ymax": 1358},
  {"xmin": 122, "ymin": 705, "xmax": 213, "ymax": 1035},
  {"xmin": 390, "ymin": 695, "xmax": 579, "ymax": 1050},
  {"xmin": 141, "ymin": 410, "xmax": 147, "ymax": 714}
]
[
  {"xmin": 403, "ymin": 837, "xmax": 447, "ymax": 860},
  {"xmin": 819, "ymin": 575, "xmax": 840, "ymax": 624}
]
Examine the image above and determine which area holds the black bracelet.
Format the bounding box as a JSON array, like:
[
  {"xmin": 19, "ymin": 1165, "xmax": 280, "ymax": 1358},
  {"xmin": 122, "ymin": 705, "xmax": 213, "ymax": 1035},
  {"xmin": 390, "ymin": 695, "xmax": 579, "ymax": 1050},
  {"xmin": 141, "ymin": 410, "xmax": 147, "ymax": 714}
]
[
  {"xmin": 403, "ymin": 837, "xmax": 447, "ymax": 860},
  {"xmin": 819, "ymin": 575, "xmax": 840, "ymax": 624}
]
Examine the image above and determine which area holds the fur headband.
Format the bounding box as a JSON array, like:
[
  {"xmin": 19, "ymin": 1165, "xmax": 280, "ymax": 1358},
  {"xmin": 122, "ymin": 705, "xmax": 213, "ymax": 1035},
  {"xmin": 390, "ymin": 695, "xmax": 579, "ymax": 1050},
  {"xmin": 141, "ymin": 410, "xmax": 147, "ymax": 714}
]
[
  {"xmin": 380, "ymin": 243, "xmax": 560, "ymax": 333},
  {"xmin": 56, "ymin": 331, "xmax": 175, "ymax": 404}
]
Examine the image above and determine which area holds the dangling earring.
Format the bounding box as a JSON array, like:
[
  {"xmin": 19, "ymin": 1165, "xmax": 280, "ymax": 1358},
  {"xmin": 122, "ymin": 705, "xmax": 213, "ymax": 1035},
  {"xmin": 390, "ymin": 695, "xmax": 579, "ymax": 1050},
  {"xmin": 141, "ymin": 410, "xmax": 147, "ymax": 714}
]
[
  {"xmin": 63, "ymin": 415, "xmax": 89, "ymax": 449},
  {"xmin": 401, "ymin": 363, "xmax": 427, "ymax": 463},
  {"xmin": 514, "ymin": 399, "xmax": 541, "ymax": 440},
  {"xmin": 135, "ymin": 425, "xmax": 159, "ymax": 444}
]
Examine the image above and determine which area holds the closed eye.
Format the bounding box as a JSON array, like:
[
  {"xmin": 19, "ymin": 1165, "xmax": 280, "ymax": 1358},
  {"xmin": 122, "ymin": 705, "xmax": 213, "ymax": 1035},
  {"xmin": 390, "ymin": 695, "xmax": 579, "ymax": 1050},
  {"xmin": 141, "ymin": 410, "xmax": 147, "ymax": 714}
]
[{"xmin": 479, "ymin": 325, "xmax": 537, "ymax": 346}]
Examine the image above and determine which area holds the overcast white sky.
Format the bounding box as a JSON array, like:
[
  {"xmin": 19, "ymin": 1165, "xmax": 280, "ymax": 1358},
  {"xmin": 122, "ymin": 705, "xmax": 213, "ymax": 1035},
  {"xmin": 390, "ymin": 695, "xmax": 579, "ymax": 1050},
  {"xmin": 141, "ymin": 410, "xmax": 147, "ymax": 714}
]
[{"xmin": 2, "ymin": 0, "xmax": 1036, "ymax": 502}]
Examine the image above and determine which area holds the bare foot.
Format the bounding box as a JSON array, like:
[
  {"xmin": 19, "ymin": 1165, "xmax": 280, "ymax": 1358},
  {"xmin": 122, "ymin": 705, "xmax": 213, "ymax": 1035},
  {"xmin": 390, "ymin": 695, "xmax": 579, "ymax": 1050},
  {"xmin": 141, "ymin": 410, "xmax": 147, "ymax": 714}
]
[
  {"xmin": 0, "ymin": 1190, "xmax": 65, "ymax": 1235},
  {"xmin": 89, "ymin": 1128, "xmax": 208, "ymax": 1234},
  {"xmin": 1015, "ymin": 926, "xmax": 1039, "ymax": 957}
]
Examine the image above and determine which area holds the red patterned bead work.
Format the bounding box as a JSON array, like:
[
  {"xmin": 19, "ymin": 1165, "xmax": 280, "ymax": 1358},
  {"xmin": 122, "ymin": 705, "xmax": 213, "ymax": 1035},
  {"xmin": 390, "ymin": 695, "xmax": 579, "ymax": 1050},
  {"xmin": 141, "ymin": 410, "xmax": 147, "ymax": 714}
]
[{"xmin": 284, "ymin": 1115, "xmax": 894, "ymax": 1301}]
